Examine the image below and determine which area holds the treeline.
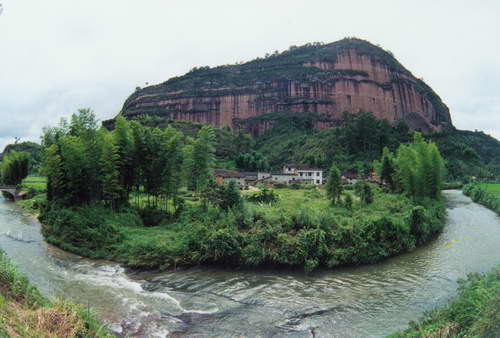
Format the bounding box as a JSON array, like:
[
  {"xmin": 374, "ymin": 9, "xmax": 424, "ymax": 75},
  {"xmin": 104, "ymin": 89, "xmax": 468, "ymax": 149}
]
[
  {"xmin": 42, "ymin": 109, "xmax": 216, "ymax": 212},
  {"xmin": 0, "ymin": 151, "xmax": 30, "ymax": 186},
  {"xmin": 251, "ymin": 111, "xmax": 500, "ymax": 181}
]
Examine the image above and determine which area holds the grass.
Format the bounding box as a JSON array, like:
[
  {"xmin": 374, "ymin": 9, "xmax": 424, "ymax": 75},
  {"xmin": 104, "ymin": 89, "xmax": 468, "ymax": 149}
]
[
  {"xmin": 478, "ymin": 183, "xmax": 500, "ymax": 195},
  {"xmin": 16, "ymin": 176, "xmax": 47, "ymax": 214},
  {"xmin": 464, "ymin": 183, "xmax": 500, "ymax": 215},
  {"xmin": 389, "ymin": 265, "xmax": 500, "ymax": 337},
  {"xmin": 22, "ymin": 177, "xmax": 446, "ymax": 272},
  {"xmin": 0, "ymin": 250, "xmax": 113, "ymax": 338},
  {"xmin": 21, "ymin": 176, "xmax": 47, "ymax": 193}
]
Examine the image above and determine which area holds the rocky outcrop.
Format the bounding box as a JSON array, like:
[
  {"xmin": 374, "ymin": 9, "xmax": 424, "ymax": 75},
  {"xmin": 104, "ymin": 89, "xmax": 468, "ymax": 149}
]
[{"xmin": 120, "ymin": 38, "xmax": 453, "ymax": 134}]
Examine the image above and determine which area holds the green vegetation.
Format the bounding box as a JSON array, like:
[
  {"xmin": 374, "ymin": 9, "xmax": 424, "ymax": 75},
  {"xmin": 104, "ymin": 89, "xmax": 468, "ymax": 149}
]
[
  {"xmin": 1, "ymin": 141, "xmax": 41, "ymax": 174},
  {"xmin": 32, "ymin": 111, "xmax": 446, "ymax": 272},
  {"xmin": 463, "ymin": 183, "xmax": 500, "ymax": 215},
  {"xmin": 0, "ymin": 151, "xmax": 30, "ymax": 186},
  {"xmin": 389, "ymin": 265, "xmax": 500, "ymax": 338},
  {"xmin": 0, "ymin": 250, "xmax": 112, "ymax": 337},
  {"xmin": 325, "ymin": 164, "xmax": 342, "ymax": 204}
]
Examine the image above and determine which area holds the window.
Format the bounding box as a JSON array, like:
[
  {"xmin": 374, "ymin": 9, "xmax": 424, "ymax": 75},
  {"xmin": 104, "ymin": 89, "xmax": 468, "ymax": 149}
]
[
  {"xmin": 308, "ymin": 172, "xmax": 312, "ymax": 177},
  {"xmin": 300, "ymin": 173, "xmax": 303, "ymax": 177},
  {"xmin": 316, "ymin": 180, "xmax": 320, "ymax": 184},
  {"xmin": 316, "ymin": 172, "xmax": 320, "ymax": 176}
]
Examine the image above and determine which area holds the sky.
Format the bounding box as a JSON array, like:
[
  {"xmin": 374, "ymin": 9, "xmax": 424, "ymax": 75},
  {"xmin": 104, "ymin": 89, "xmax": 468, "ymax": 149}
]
[{"xmin": 1, "ymin": 0, "xmax": 499, "ymax": 150}]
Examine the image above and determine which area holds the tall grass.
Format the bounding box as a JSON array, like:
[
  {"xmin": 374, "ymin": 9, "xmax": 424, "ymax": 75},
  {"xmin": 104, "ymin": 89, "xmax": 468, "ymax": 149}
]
[
  {"xmin": 463, "ymin": 184, "xmax": 500, "ymax": 214},
  {"xmin": 389, "ymin": 265, "xmax": 500, "ymax": 337},
  {"xmin": 0, "ymin": 250, "xmax": 113, "ymax": 337}
]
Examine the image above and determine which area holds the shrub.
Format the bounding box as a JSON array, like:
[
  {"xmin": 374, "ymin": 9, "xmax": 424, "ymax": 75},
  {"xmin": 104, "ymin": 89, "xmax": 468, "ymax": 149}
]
[
  {"xmin": 246, "ymin": 186, "xmax": 279, "ymax": 204},
  {"xmin": 40, "ymin": 203, "xmax": 127, "ymax": 258}
]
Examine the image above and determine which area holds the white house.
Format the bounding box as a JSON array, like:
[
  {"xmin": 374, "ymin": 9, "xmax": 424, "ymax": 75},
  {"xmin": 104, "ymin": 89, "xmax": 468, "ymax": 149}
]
[
  {"xmin": 255, "ymin": 165, "xmax": 325, "ymax": 186},
  {"xmin": 282, "ymin": 164, "xmax": 325, "ymax": 185}
]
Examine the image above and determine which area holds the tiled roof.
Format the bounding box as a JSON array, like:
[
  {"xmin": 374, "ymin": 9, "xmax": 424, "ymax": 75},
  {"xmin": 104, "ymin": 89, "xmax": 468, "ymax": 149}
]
[
  {"xmin": 214, "ymin": 169, "xmax": 245, "ymax": 178},
  {"xmin": 284, "ymin": 164, "xmax": 323, "ymax": 171}
]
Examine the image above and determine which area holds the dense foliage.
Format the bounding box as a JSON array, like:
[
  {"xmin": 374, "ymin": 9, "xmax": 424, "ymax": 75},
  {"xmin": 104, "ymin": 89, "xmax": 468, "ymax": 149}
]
[
  {"xmin": 1, "ymin": 141, "xmax": 41, "ymax": 174},
  {"xmin": 112, "ymin": 189, "xmax": 445, "ymax": 273},
  {"xmin": 34, "ymin": 108, "xmax": 448, "ymax": 272},
  {"xmin": 0, "ymin": 151, "xmax": 30, "ymax": 186},
  {"xmin": 390, "ymin": 266, "xmax": 500, "ymax": 338},
  {"xmin": 41, "ymin": 109, "xmax": 215, "ymax": 212},
  {"xmin": 392, "ymin": 133, "xmax": 445, "ymax": 200}
]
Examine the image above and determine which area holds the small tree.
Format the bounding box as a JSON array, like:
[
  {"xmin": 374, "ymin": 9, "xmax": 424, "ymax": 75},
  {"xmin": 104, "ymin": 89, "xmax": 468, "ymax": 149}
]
[
  {"xmin": 344, "ymin": 193, "xmax": 353, "ymax": 210},
  {"xmin": 1, "ymin": 151, "xmax": 30, "ymax": 186},
  {"xmin": 380, "ymin": 147, "xmax": 395, "ymax": 190},
  {"xmin": 100, "ymin": 134, "xmax": 122, "ymax": 209},
  {"xmin": 326, "ymin": 164, "xmax": 342, "ymax": 205},
  {"xmin": 362, "ymin": 183, "xmax": 373, "ymax": 204},
  {"xmin": 355, "ymin": 180, "xmax": 374, "ymax": 205}
]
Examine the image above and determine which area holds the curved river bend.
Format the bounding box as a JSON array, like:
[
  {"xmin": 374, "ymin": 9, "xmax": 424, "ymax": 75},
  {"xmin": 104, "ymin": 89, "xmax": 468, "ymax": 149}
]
[{"xmin": 0, "ymin": 190, "xmax": 499, "ymax": 337}]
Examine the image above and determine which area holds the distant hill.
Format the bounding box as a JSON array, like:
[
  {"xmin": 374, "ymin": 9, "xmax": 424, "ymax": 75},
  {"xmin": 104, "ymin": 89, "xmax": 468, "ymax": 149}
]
[{"xmin": 114, "ymin": 38, "xmax": 453, "ymax": 135}]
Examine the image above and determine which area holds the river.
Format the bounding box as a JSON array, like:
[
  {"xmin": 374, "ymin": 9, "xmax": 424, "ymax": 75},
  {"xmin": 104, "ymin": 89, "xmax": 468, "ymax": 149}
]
[{"xmin": 0, "ymin": 190, "xmax": 499, "ymax": 337}]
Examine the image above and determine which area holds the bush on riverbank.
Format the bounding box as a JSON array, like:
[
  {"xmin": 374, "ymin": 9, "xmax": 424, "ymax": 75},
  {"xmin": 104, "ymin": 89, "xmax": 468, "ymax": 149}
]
[
  {"xmin": 463, "ymin": 184, "xmax": 500, "ymax": 214},
  {"xmin": 389, "ymin": 265, "xmax": 500, "ymax": 338},
  {"xmin": 40, "ymin": 188, "xmax": 445, "ymax": 272},
  {"xmin": 0, "ymin": 250, "xmax": 113, "ymax": 337},
  {"xmin": 40, "ymin": 203, "xmax": 140, "ymax": 258}
]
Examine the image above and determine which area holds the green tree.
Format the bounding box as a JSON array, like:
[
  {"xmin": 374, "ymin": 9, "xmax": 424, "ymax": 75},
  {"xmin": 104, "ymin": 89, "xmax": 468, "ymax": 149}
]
[
  {"xmin": 42, "ymin": 144, "xmax": 65, "ymax": 202},
  {"xmin": 1, "ymin": 151, "xmax": 30, "ymax": 186},
  {"xmin": 325, "ymin": 164, "xmax": 342, "ymax": 205},
  {"xmin": 187, "ymin": 126, "xmax": 215, "ymax": 193},
  {"xmin": 344, "ymin": 193, "xmax": 353, "ymax": 210},
  {"xmin": 113, "ymin": 116, "xmax": 135, "ymax": 200},
  {"xmin": 100, "ymin": 134, "xmax": 122, "ymax": 209},
  {"xmin": 161, "ymin": 127, "xmax": 184, "ymax": 212},
  {"xmin": 380, "ymin": 146, "xmax": 395, "ymax": 190}
]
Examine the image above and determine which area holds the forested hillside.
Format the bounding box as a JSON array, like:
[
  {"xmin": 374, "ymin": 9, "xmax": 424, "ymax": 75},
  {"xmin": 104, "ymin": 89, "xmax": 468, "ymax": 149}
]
[{"xmin": 127, "ymin": 112, "xmax": 498, "ymax": 181}]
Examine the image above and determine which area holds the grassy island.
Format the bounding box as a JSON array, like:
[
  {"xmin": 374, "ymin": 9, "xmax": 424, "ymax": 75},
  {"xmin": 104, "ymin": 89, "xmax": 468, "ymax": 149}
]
[{"xmin": 8, "ymin": 109, "xmax": 448, "ymax": 273}]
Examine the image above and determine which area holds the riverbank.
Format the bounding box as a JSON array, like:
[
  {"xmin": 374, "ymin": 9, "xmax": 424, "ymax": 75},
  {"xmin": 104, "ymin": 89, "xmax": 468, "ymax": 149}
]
[
  {"xmin": 1, "ymin": 190, "xmax": 498, "ymax": 336},
  {"xmin": 33, "ymin": 184, "xmax": 446, "ymax": 272},
  {"xmin": 0, "ymin": 250, "xmax": 113, "ymax": 337},
  {"xmin": 463, "ymin": 183, "xmax": 500, "ymax": 214},
  {"xmin": 389, "ymin": 265, "xmax": 500, "ymax": 337}
]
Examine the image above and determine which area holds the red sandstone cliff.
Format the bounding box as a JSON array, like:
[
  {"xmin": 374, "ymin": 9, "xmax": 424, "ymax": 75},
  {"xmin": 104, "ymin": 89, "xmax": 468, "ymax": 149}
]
[{"xmin": 120, "ymin": 38, "xmax": 453, "ymax": 134}]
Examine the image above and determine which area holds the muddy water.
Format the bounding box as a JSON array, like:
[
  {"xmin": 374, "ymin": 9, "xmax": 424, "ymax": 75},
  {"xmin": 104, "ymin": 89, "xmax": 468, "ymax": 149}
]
[{"xmin": 0, "ymin": 190, "xmax": 499, "ymax": 337}]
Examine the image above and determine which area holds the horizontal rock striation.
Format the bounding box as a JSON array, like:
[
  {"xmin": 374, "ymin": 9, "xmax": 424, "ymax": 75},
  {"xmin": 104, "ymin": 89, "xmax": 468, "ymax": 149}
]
[{"xmin": 120, "ymin": 38, "xmax": 453, "ymax": 134}]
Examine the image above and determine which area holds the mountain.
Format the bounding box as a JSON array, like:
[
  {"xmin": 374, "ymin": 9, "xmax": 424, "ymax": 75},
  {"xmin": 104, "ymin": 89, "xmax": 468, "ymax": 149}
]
[{"xmin": 117, "ymin": 38, "xmax": 453, "ymax": 135}]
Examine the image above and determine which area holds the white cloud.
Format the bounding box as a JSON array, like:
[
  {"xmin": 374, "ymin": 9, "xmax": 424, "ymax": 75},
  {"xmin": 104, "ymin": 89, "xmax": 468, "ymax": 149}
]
[{"xmin": 0, "ymin": 0, "xmax": 499, "ymax": 149}]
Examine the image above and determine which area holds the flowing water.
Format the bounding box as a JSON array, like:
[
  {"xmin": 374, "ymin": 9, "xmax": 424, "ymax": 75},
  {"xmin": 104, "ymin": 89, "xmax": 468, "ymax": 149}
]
[{"xmin": 0, "ymin": 190, "xmax": 499, "ymax": 337}]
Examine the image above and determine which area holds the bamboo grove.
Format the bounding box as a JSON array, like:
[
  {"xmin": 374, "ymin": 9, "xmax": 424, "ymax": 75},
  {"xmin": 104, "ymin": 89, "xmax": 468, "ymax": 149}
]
[
  {"xmin": 41, "ymin": 109, "xmax": 216, "ymax": 212},
  {"xmin": 0, "ymin": 151, "xmax": 30, "ymax": 186}
]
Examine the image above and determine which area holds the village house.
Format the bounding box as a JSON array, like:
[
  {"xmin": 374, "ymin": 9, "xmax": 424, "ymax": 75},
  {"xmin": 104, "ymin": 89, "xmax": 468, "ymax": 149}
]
[
  {"xmin": 257, "ymin": 164, "xmax": 325, "ymax": 186},
  {"xmin": 282, "ymin": 164, "xmax": 325, "ymax": 185},
  {"xmin": 214, "ymin": 169, "xmax": 246, "ymax": 186}
]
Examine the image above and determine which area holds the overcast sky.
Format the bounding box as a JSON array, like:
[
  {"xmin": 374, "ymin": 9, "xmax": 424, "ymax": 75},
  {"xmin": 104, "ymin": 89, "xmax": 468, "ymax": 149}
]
[{"xmin": 1, "ymin": 0, "xmax": 499, "ymax": 150}]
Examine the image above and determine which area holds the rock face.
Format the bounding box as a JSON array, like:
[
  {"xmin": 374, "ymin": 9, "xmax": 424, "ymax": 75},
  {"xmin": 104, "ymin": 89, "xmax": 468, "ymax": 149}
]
[{"xmin": 120, "ymin": 38, "xmax": 453, "ymax": 134}]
